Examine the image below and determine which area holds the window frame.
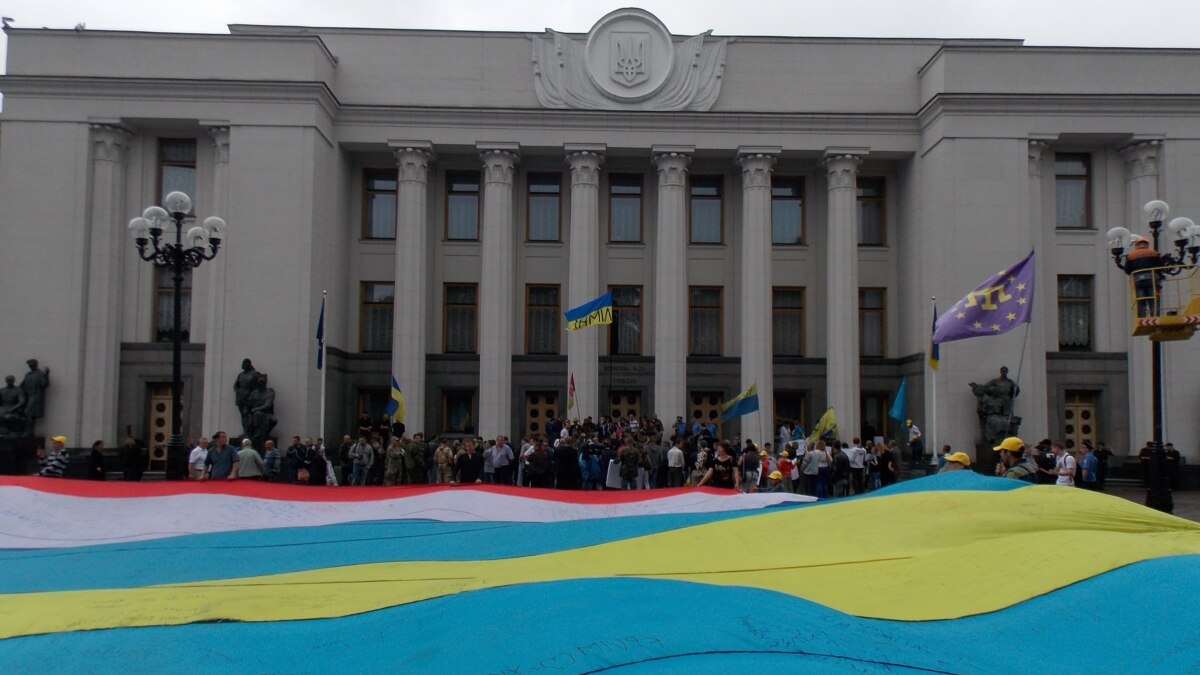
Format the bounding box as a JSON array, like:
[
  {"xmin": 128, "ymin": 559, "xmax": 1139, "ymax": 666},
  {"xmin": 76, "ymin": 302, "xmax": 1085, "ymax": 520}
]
[
  {"xmin": 687, "ymin": 285, "xmax": 724, "ymax": 356},
  {"xmin": 1054, "ymin": 153, "xmax": 1092, "ymax": 230},
  {"xmin": 1057, "ymin": 274, "xmax": 1094, "ymax": 351},
  {"xmin": 858, "ymin": 287, "xmax": 887, "ymax": 358},
  {"xmin": 608, "ymin": 285, "xmax": 643, "ymax": 356},
  {"xmin": 444, "ymin": 170, "xmax": 481, "ymax": 241},
  {"xmin": 525, "ymin": 283, "xmax": 561, "ymax": 355},
  {"xmin": 856, "ymin": 176, "xmax": 887, "ymax": 247},
  {"xmin": 608, "ymin": 173, "xmax": 644, "ymax": 243},
  {"xmin": 688, "ymin": 175, "xmax": 724, "ymax": 245},
  {"xmin": 441, "ymin": 389, "xmax": 477, "ymax": 435},
  {"xmin": 361, "ymin": 167, "xmax": 398, "ymax": 240},
  {"xmin": 771, "ymin": 286, "xmax": 806, "ymax": 357},
  {"xmin": 771, "ymin": 176, "xmax": 805, "ymax": 246},
  {"xmin": 157, "ymin": 138, "xmax": 196, "ymax": 213},
  {"xmin": 442, "ymin": 282, "xmax": 480, "ymax": 354},
  {"xmin": 359, "ymin": 281, "xmax": 396, "ymax": 353},
  {"xmin": 152, "ymin": 265, "xmax": 192, "ymax": 343},
  {"xmin": 526, "ymin": 172, "xmax": 562, "ymax": 242}
]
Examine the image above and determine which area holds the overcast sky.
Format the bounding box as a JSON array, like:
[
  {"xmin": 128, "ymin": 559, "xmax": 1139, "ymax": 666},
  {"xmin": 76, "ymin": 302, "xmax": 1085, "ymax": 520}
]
[{"xmin": 3, "ymin": 0, "xmax": 1199, "ymax": 75}]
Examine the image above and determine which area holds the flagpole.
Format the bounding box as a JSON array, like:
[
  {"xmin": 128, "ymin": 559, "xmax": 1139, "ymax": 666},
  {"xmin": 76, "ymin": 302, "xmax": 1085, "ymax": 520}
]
[
  {"xmin": 319, "ymin": 289, "xmax": 327, "ymax": 443},
  {"xmin": 931, "ymin": 297, "xmax": 938, "ymax": 466},
  {"xmin": 1006, "ymin": 320, "xmax": 1032, "ymax": 436}
]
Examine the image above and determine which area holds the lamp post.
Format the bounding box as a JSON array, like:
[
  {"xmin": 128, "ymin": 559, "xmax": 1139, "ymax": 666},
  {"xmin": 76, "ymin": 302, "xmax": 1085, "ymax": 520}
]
[
  {"xmin": 1105, "ymin": 200, "xmax": 1199, "ymax": 513},
  {"xmin": 128, "ymin": 191, "xmax": 225, "ymax": 480}
]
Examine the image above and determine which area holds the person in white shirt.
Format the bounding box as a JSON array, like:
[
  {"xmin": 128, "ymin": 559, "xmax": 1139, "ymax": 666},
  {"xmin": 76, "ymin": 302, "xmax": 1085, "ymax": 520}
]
[
  {"xmin": 1047, "ymin": 441, "xmax": 1076, "ymax": 486},
  {"xmin": 188, "ymin": 437, "xmax": 209, "ymax": 480},
  {"xmin": 848, "ymin": 437, "xmax": 867, "ymax": 494},
  {"xmin": 666, "ymin": 439, "xmax": 686, "ymax": 488}
]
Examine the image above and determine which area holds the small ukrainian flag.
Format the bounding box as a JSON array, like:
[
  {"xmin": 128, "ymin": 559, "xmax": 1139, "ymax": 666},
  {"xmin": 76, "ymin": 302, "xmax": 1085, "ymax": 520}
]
[
  {"xmin": 720, "ymin": 383, "xmax": 760, "ymax": 421},
  {"xmin": 564, "ymin": 291, "xmax": 614, "ymax": 331},
  {"xmin": 384, "ymin": 376, "xmax": 406, "ymax": 422}
]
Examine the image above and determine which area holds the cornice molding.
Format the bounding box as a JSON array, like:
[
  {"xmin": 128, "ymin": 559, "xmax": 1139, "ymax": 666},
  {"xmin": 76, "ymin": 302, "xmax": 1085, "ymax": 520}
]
[{"xmin": 918, "ymin": 93, "xmax": 1200, "ymax": 130}]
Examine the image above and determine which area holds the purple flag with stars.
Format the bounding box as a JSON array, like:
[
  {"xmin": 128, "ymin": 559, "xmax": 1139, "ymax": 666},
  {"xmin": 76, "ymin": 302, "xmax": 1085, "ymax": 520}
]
[{"xmin": 933, "ymin": 250, "xmax": 1035, "ymax": 344}]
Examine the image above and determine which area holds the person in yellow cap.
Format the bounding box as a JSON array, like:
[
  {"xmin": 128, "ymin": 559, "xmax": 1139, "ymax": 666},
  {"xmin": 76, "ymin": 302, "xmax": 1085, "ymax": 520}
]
[
  {"xmin": 759, "ymin": 470, "xmax": 785, "ymax": 493},
  {"xmin": 38, "ymin": 435, "xmax": 70, "ymax": 478},
  {"xmin": 938, "ymin": 451, "xmax": 971, "ymax": 473},
  {"xmin": 777, "ymin": 450, "xmax": 795, "ymax": 493},
  {"xmin": 993, "ymin": 436, "xmax": 1037, "ymax": 483}
]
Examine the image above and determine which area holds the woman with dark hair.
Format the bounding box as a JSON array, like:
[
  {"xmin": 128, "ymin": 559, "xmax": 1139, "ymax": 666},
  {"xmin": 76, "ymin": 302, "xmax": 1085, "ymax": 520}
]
[
  {"xmin": 696, "ymin": 441, "xmax": 741, "ymax": 491},
  {"xmin": 87, "ymin": 440, "xmax": 106, "ymax": 481}
]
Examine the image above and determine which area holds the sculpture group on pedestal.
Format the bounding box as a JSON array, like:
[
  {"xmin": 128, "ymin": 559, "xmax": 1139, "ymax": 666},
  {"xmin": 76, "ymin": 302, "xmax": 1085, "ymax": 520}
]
[
  {"xmin": 0, "ymin": 359, "xmax": 50, "ymax": 439},
  {"xmin": 233, "ymin": 358, "xmax": 276, "ymax": 448},
  {"xmin": 970, "ymin": 366, "xmax": 1021, "ymax": 446}
]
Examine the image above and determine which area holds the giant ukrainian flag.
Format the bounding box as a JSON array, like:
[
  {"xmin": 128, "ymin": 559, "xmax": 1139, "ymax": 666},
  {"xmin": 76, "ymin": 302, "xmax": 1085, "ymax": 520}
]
[
  {"xmin": 2, "ymin": 473, "xmax": 1199, "ymax": 672},
  {"xmin": 564, "ymin": 291, "xmax": 613, "ymax": 331}
]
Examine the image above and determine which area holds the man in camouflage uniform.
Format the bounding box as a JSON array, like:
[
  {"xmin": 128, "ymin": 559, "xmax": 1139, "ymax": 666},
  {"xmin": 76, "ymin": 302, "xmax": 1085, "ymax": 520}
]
[
  {"xmin": 433, "ymin": 439, "xmax": 455, "ymax": 484},
  {"xmin": 404, "ymin": 433, "xmax": 428, "ymax": 484},
  {"xmin": 383, "ymin": 437, "xmax": 405, "ymax": 486}
]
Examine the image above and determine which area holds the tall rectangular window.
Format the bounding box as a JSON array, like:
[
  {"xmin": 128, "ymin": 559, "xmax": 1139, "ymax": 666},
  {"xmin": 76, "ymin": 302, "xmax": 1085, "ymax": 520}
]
[
  {"xmin": 609, "ymin": 286, "xmax": 643, "ymax": 355},
  {"xmin": 362, "ymin": 169, "xmax": 397, "ymax": 239},
  {"xmin": 1055, "ymin": 153, "xmax": 1091, "ymax": 229},
  {"xmin": 772, "ymin": 287, "xmax": 805, "ymax": 356},
  {"xmin": 527, "ymin": 173, "xmax": 561, "ymax": 241},
  {"xmin": 442, "ymin": 390, "xmax": 476, "ymax": 435},
  {"xmin": 857, "ymin": 177, "xmax": 886, "ymax": 246},
  {"xmin": 154, "ymin": 266, "xmax": 192, "ymax": 343},
  {"xmin": 772, "ymin": 177, "xmax": 804, "ymax": 245},
  {"xmin": 688, "ymin": 286, "xmax": 723, "ymax": 356},
  {"xmin": 158, "ymin": 139, "xmax": 196, "ymax": 210},
  {"xmin": 1058, "ymin": 275, "xmax": 1093, "ymax": 351},
  {"xmin": 444, "ymin": 283, "xmax": 479, "ymax": 353},
  {"xmin": 609, "ymin": 174, "xmax": 643, "ymax": 242},
  {"xmin": 360, "ymin": 282, "xmax": 395, "ymax": 352},
  {"xmin": 446, "ymin": 172, "xmax": 480, "ymax": 240},
  {"xmin": 859, "ymin": 288, "xmax": 886, "ymax": 357},
  {"xmin": 690, "ymin": 176, "xmax": 723, "ymax": 244},
  {"xmin": 526, "ymin": 284, "xmax": 561, "ymax": 354}
]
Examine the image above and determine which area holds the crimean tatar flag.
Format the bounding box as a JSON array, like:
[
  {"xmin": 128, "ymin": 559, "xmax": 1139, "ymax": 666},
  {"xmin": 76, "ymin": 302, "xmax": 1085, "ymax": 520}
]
[
  {"xmin": 719, "ymin": 383, "xmax": 759, "ymax": 421},
  {"xmin": 315, "ymin": 295, "xmax": 326, "ymax": 371},
  {"xmin": 564, "ymin": 291, "xmax": 614, "ymax": 331},
  {"xmin": 384, "ymin": 376, "xmax": 405, "ymax": 422},
  {"xmin": 934, "ymin": 250, "xmax": 1035, "ymax": 344},
  {"xmin": 928, "ymin": 303, "xmax": 939, "ymax": 370}
]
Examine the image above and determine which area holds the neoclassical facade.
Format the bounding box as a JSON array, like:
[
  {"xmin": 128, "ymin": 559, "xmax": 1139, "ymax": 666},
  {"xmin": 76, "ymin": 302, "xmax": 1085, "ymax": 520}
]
[{"xmin": 2, "ymin": 9, "xmax": 1200, "ymax": 463}]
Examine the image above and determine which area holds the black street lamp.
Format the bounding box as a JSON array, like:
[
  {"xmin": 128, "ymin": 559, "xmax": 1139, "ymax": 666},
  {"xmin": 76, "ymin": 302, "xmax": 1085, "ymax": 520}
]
[
  {"xmin": 128, "ymin": 191, "xmax": 224, "ymax": 480},
  {"xmin": 1106, "ymin": 199, "xmax": 1199, "ymax": 513}
]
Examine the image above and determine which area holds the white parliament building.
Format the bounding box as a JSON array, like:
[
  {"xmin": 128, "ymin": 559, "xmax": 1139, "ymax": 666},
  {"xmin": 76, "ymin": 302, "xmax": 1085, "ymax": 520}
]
[{"xmin": 2, "ymin": 8, "xmax": 1200, "ymax": 465}]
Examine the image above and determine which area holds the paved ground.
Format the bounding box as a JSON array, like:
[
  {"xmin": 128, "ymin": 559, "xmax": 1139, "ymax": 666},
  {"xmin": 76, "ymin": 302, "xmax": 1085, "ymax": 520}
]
[{"xmin": 1106, "ymin": 487, "xmax": 1200, "ymax": 522}]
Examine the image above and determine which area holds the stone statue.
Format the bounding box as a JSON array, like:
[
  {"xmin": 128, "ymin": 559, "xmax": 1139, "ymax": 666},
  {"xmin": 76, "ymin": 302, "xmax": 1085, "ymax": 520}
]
[
  {"xmin": 245, "ymin": 375, "xmax": 277, "ymax": 448},
  {"xmin": 970, "ymin": 366, "xmax": 1021, "ymax": 446},
  {"xmin": 234, "ymin": 359, "xmax": 277, "ymax": 447},
  {"xmin": 0, "ymin": 375, "xmax": 26, "ymax": 438},
  {"xmin": 19, "ymin": 359, "xmax": 49, "ymax": 436}
]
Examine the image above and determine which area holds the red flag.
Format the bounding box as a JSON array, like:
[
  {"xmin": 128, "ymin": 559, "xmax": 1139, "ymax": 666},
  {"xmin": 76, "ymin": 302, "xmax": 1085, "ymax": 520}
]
[{"xmin": 567, "ymin": 374, "xmax": 576, "ymax": 412}]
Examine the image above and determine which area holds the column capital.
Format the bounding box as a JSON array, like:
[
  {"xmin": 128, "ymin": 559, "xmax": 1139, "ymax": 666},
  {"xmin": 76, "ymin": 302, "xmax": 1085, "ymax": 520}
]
[
  {"xmin": 479, "ymin": 143, "xmax": 520, "ymax": 185},
  {"xmin": 1027, "ymin": 139, "xmax": 1050, "ymax": 176},
  {"xmin": 823, "ymin": 149, "xmax": 865, "ymax": 190},
  {"xmin": 89, "ymin": 124, "xmax": 131, "ymax": 163},
  {"xmin": 206, "ymin": 126, "xmax": 231, "ymax": 164},
  {"xmin": 393, "ymin": 145, "xmax": 435, "ymax": 183},
  {"xmin": 653, "ymin": 148, "xmax": 692, "ymax": 188},
  {"xmin": 737, "ymin": 150, "xmax": 777, "ymax": 189},
  {"xmin": 1120, "ymin": 139, "xmax": 1162, "ymax": 180},
  {"xmin": 566, "ymin": 147, "xmax": 605, "ymax": 186}
]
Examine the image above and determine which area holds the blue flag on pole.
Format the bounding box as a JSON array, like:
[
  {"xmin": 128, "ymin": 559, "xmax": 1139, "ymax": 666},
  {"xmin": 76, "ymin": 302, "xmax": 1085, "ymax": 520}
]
[
  {"xmin": 888, "ymin": 375, "xmax": 908, "ymax": 423},
  {"xmin": 720, "ymin": 384, "xmax": 760, "ymax": 421},
  {"xmin": 315, "ymin": 296, "xmax": 325, "ymax": 370}
]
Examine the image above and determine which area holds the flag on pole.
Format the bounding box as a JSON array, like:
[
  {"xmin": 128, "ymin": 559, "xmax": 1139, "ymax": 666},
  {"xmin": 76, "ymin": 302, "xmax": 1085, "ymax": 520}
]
[
  {"xmin": 719, "ymin": 384, "xmax": 760, "ymax": 421},
  {"xmin": 384, "ymin": 376, "xmax": 405, "ymax": 422},
  {"xmin": 315, "ymin": 295, "xmax": 326, "ymax": 370},
  {"xmin": 807, "ymin": 407, "xmax": 838, "ymax": 443},
  {"xmin": 564, "ymin": 291, "xmax": 614, "ymax": 331},
  {"xmin": 933, "ymin": 250, "xmax": 1035, "ymax": 344},
  {"xmin": 567, "ymin": 374, "xmax": 576, "ymax": 412},
  {"xmin": 928, "ymin": 303, "xmax": 939, "ymax": 370},
  {"xmin": 888, "ymin": 375, "xmax": 908, "ymax": 423}
]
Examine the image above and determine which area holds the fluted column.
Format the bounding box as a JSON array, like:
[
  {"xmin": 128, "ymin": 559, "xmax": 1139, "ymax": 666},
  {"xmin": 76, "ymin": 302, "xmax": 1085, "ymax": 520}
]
[
  {"xmin": 389, "ymin": 142, "xmax": 434, "ymax": 435},
  {"xmin": 1122, "ymin": 139, "xmax": 1162, "ymax": 454},
  {"xmin": 79, "ymin": 124, "xmax": 131, "ymax": 443},
  {"xmin": 566, "ymin": 144, "xmax": 605, "ymax": 421},
  {"xmin": 1021, "ymin": 139, "xmax": 1051, "ymax": 444},
  {"xmin": 652, "ymin": 146, "xmax": 693, "ymax": 422},
  {"xmin": 201, "ymin": 127, "xmax": 231, "ymax": 436},
  {"xmin": 478, "ymin": 143, "xmax": 520, "ymax": 438},
  {"xmin": 738, "ymin": 148, "xmax": 779, "ymax": 445},
  {"xmin": 824, "ymin": 149, "xmax": 865, "ymax": 441}
]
